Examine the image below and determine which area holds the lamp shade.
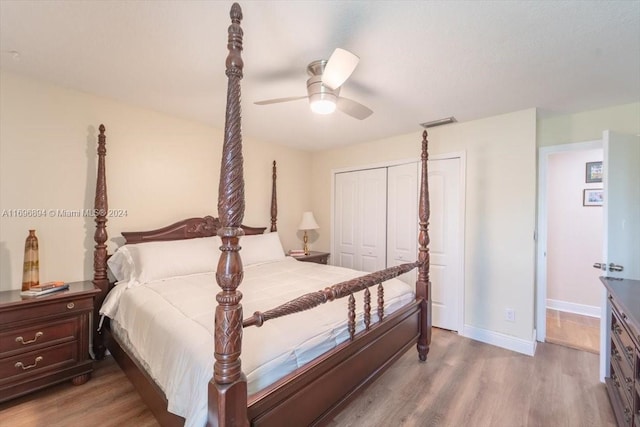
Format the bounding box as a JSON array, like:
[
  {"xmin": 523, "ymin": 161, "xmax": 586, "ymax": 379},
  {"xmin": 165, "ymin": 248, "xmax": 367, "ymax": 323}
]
[{"xmin": 298, "ymin": 211, "xmax": 319, "ymax": 230}]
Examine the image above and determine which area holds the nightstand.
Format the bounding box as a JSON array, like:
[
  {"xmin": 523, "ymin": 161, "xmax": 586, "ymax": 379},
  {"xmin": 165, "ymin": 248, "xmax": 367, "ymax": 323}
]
[
  {"xmin": 0, "ymin": 281, "xmax": 101, "ymax": 402},
  {"xmin": 294, "ymin": 251, "xmax": 330, "ymax": 265}
]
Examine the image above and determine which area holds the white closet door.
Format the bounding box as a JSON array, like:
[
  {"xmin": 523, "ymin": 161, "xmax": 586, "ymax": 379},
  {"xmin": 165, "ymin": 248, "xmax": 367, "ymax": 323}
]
[
  {"xmin": 335, "ymin": 172, "xmax": 359, "ymax": 269},
  {"xmin": 357, "ymin": 168, "xmax": 387, "ymax": 272},
  {"xmin": 387, "ymin": 162, "xmax": 419, "ymax": 285},
  {"xmin": 335, "ymin": 168, "xmax": 387, "ymax": 272}
]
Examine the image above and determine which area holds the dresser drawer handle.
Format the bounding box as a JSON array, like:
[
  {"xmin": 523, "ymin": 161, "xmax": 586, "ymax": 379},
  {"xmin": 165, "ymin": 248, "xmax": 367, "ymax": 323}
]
[
  {"xmin": 15, "ymin": 331, "xmax": 43, "ymax": 345},
  {"xmin": 66, "ymin": 302, "xmax": 75, "ymax": 309},
  {"xmin": 612, "ymin": 373, "xmax": 620, "ymax": 388},
  {"xmin": 15, "ymin": 356, "xmax": 43, "ymax": 371}
]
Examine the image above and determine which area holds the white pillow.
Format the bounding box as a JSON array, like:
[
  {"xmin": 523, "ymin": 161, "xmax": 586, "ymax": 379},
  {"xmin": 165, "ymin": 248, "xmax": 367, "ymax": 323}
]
[
  {"xmin": 109, "ymin": 236, "xmax": 221, "ymax": 284},
  {"xmin": 107, "ymin": 246, "xmax": 135, "ymax": 282},
  {"xmin": 240, "ymin": 232, "xmax": 286, "ymax": 267},
  {"xmin": 107, "ymin": 232, "xmax": 284, "ymax": 283}
]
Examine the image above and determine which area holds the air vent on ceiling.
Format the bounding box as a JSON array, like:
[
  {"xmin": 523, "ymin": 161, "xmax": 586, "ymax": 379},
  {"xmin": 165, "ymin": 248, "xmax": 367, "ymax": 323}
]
[{"xmin": 420, "ymin": 116, "xmax": 457, "ymax": 128}]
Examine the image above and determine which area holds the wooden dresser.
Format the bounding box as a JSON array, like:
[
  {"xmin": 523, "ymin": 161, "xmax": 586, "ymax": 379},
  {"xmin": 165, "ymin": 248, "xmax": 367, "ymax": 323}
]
[
  {"xmin": 0, "ymin": 281, "xmax": 101, "ymax": 402},
  {"xmin": 602, "ymin": 277, "xmax": 640, "ymax": 427}
]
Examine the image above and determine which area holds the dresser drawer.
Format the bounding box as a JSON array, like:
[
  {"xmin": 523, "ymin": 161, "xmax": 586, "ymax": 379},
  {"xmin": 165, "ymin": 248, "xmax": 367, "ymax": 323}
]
[
  {"xmin": 0, "ymin": 341, "xmax": 78, "ymax": 384},
  {"xmin": 612, "ymin": 348, "xmax": 635, "ymax": 407},
  {"xmin": 1, "ymin": 296, "xmax": 93, "ymax": 326},
  {"xmin": 0, "ymin": 317, "xmax": 78, "ymax": 358},
  {"xmin": 612, "ymin": 311, "xmax": 636, "ymax": 367},
  {"xmin": 611, "ymin": 362, "xmax": 634, "ymax": 427}
]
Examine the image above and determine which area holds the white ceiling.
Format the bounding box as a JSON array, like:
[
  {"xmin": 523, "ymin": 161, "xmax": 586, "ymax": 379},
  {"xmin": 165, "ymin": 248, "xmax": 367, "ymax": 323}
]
[{"xmin": 1, "ymin": 1, "xmax": 639, "ymax": 151}]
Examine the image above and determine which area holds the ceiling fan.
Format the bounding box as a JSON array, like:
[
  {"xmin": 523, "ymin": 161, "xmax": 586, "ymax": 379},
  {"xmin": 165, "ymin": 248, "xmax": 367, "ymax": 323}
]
[{"xmin": 254, "ymin": 48, "xmax": 373, "ymax": 120}]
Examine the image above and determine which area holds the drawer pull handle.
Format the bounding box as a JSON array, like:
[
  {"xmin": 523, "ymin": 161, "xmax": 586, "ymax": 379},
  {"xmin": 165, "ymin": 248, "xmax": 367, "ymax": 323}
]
[
  {"xmin": 611, "ymin": 348, "xmax": 621, "ymax": 362},
  {"xmin": 15, "ymin": 356, "xmax": 43, "ymax": 371},
  {"xmin": 66, "ymin": 302, "xmax": 75, "ymax": 309},
  {"xmin": 15, "ymin": 331, "xmax": 43, "ymax": 345},
  {"xmin": 612, "ymin": 373, "xmax": 620, "ymax": 388},
  {"xmin": 625, "ymin": 345, "xmax": 633, "ymax": 353}
]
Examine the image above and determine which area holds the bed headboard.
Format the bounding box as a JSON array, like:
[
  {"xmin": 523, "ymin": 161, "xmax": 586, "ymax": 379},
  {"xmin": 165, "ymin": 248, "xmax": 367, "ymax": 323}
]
[{"xmin": 121, "ymin": 216, "xmax": 266, "ymax": 244}]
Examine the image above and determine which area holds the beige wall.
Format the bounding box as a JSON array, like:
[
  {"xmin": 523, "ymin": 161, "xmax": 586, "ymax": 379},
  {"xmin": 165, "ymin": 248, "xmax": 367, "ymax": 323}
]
[
  {"xmin": 538, "ymin": 102, "xmax": 640, "ymax": 147},
  {"xmin": 311, "ymin": 108, "xmax": 538, "ymax": 342},
  {"xmin": 0, "ymin": 71, "xmax": 312, "ymax": 291},
  {"xmin": 547, "ymin": 149, "xmax": 603, "ymax": 308}
]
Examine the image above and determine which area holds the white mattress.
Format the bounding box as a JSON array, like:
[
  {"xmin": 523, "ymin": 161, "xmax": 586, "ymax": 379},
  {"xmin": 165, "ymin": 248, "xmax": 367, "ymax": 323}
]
[{"xmin": 101, "ymin": 257, "xmax": 415, "ymax": 427}]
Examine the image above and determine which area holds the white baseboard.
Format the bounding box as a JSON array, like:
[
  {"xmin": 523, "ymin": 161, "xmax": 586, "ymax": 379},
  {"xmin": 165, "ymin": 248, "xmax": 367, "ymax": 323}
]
[
  {"xmin": 546, "ymin": 299, "xmax": 601, "ymax": 318},
  {"xmin": 461, "ymin": 324, "xmax": 536, "ymax": 356}
]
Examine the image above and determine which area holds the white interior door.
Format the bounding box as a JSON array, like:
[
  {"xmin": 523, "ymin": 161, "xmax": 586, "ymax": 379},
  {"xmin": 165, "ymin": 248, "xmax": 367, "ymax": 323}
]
[
  {"xmin": 599, "ymin": 130, "xmax": 640, "ymax": 380},
  {"xmin": 387, "ymin": 162, "xmax": 419, "ymax": 285},
  {"xmin": 334, "ymin": 168, "xmax": 387, "ymax": 272},
  {"xmin": 429, "ymin": 157, "xmax": 462, "ymax": 331}
]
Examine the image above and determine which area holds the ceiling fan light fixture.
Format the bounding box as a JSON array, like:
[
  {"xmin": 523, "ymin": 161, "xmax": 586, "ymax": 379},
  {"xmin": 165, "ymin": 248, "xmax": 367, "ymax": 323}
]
[{"xmin": 309, "ymin": 93, "xmax": 337, "ymax": 115}]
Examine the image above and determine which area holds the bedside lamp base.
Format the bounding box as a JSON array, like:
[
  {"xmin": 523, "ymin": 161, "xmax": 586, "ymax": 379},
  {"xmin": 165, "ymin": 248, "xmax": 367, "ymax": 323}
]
[{"xmin": 303, "ymin": 231, "xmax": 310, "ymax": 255}]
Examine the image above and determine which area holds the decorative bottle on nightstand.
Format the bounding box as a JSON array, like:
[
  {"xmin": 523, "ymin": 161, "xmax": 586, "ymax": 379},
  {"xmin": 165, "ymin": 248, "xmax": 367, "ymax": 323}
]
[{"xmin": 21, "ymin": 229, "xmax": 39, "ymax": 290}]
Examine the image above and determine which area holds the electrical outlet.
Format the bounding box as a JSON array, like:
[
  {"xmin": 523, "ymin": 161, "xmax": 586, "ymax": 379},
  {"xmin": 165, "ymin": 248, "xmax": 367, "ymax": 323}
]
[{"xmin": 505, "ymin": 309, "xmax": 516, "ymax": 322}]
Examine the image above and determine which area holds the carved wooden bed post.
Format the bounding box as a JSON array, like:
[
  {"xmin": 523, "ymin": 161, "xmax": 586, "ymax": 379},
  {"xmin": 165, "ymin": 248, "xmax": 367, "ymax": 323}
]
[
  {"xmin": 271, "ymin": 160, "xmax": 277, "ymax": 232},
  {"xmin": 416, "ymin": 130, "xmax": 431, "ymax": 361},
  {"xmin": 208, "ymin": 3, "xmax": 249, "ymax": 426},
  {"xmin": 93, "ymin": 124, "xmax": 109, "ymax": 360}
]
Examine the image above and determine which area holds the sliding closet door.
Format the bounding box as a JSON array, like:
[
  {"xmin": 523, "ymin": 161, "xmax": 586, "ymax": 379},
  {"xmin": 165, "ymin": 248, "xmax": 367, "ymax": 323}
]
[
  {"xmin": 334, "ymin": 168, "xmax": 387, "ymax": 272},
  {"xmin": 387, "ymin": 162, "xmax": 419, "ymax": 285}
]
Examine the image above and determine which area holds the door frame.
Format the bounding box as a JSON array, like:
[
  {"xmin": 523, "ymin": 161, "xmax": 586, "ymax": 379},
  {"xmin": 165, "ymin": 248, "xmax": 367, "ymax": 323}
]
[
  {"xmin": 330, "ymin": 152, "xmax": 466, "ymax": 333},
  {"xmin": 535, "ymin": 139, "xmax": 602, "ymax": 343}
]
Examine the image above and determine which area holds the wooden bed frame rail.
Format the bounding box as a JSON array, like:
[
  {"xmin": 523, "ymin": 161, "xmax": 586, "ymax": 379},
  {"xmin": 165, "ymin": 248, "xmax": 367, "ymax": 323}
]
[
  {"xmin": 91, "ymin": 3, "xmax": 430, "ymax": 426},
  {"xmin": 243, "ymin": 261, "xmax": 420, "ymax": 328}
]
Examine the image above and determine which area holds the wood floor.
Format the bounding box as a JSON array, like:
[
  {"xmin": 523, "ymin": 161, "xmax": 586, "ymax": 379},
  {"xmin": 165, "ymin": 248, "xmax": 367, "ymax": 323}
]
[
  {"xmin": 0, "ymin": 328, "xmax": 614, "ymax": 427},
  {"xmin": 545, "ymin": 308, "xmax": 600, "ymax": 354}
]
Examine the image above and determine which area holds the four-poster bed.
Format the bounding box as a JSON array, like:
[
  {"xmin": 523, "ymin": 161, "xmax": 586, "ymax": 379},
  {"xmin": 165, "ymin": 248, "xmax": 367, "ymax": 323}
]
[{"xmin": 91, "ymin": 3, "xmax": 432, "ymax": 426}]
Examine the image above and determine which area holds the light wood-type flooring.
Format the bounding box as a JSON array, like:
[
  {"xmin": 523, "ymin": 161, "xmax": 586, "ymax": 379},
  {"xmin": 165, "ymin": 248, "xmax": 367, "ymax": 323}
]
[
  {"xmin": 545, "ymin": 308, "xmax": 600, "ymax": 354},
  {"xmin": 1, "ymin": 328, "xmax": 614, "ymax": 427}
]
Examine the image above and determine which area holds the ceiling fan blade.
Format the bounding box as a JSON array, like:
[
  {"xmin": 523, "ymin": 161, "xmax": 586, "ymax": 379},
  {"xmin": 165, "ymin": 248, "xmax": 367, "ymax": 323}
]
[
  {"xmin": 322, "ymin": 48, "xmax": 359, "ymax": 90},
  {"xmin": 254, "ymin": 96, "xmax": 308, "ymax": 105},
  {"xmin": 336, "ymin": 97, "xmax": 373, "ymax": 120}
]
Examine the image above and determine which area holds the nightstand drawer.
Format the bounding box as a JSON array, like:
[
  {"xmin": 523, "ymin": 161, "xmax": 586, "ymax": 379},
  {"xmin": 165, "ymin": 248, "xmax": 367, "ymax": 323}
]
[
  {"xmin": 1, "ymin": 296, "xmax": 93, "ymax": 325},
  {"xmin": 0, "ymin": 341, "xmax": 78, "ymax": 383},
  {"xmin": 0, "ymin": 317, "xmax": 78, "ymax": 358}
]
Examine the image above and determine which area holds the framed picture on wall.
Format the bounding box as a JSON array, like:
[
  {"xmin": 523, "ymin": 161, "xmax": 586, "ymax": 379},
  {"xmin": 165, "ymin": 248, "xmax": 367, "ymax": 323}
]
[
  {"xmin": 583, "ymin": 188, "xmax": 603, "ymax": 207},
  {"xmin": 585, "ymin": 161, "xmax": 603, "ymax": 183}
]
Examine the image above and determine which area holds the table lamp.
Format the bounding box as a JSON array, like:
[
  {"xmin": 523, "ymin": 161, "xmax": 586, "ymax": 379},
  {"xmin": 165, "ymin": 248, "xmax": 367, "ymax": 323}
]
[{"xmin": 298, "ymin": 211, "xmax": 319, "ymax": 255}]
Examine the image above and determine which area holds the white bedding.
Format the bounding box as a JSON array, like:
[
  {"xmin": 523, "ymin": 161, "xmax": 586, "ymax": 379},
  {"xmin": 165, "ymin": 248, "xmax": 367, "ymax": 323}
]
[{"xmin": 101, "ymin": 257, "xmax": 415, "ymax": 427}]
